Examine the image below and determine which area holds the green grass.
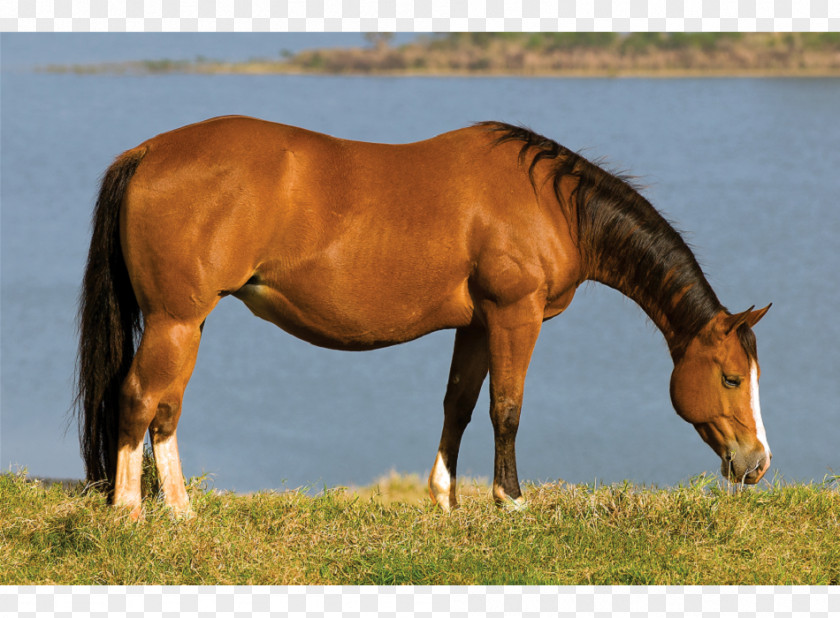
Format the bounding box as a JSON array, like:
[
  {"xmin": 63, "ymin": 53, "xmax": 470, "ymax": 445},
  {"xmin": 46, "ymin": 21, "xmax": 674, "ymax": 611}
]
[{"xmin": 2, "ymin": 470, "xmax": 838, "ymax": 585}]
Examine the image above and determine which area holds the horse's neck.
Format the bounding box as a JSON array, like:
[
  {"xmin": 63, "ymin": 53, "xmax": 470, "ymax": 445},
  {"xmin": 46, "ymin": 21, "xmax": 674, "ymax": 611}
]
[
  {"xmin": 587, "ymin": 263, "xmax": 697, "ymax": 355},
  {"xmin": 575, "ymin": 176, "xmax": 723, "ymax": 358}
]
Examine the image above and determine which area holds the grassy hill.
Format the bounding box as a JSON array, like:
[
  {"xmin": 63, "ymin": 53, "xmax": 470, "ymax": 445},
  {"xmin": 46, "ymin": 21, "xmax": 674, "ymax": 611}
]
[{"xmin": 3, "ymin": 470, "xmax": 838, "ymax": 584}]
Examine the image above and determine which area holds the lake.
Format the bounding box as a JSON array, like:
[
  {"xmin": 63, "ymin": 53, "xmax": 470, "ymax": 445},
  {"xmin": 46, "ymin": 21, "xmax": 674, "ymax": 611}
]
[{"xmin": 2, "ymin": 35, "xmax": 838, "ymax": 493}]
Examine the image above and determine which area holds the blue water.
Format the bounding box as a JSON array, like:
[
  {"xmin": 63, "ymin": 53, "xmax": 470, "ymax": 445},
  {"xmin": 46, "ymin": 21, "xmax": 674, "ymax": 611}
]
[{"xmin": 2, "ymin": 35, "xmax": 838, "ymax": 492}]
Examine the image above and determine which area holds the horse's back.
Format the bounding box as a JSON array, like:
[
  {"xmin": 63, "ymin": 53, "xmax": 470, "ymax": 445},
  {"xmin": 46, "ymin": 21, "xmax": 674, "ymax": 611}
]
[{"xmin": 126, "ymin": 115, "xmax": 481, "ymax": 223}]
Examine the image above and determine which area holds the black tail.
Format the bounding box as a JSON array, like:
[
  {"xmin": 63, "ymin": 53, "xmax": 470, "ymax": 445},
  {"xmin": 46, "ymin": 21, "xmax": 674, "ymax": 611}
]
[{"xmin": 74, "ymin": 148, "xmax": 146, "ymax": 492}]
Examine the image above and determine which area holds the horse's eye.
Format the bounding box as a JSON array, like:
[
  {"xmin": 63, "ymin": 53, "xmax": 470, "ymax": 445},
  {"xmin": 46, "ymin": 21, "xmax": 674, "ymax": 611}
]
[{"xmin": 723, "ymin": 375, "xmax": 741, "ymax": 388}]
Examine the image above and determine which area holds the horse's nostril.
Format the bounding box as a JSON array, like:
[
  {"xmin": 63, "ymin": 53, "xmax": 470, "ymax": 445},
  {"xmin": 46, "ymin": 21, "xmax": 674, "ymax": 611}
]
[{"xmin": 753, "ymin": 454, "xmax": 772, "ymax": 480}]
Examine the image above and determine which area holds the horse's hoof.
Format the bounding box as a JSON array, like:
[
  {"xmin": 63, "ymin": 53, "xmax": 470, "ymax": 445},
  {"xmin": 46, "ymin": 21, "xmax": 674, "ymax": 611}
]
[
  {"xmin": 169, "ymin": 506, "xmax": 195, "ymax": 521},
  {"xmin": 429, "ymin": 493, "xmax": 456, "ymax": 513},
  {"xmin": 124, "ymin": 504, "xmax": 145, "ymax": 522},
  {"xmin": 428, "ymin": 483, "xmax": 459, "ymax": 512},
  {"xmin": 500, "ymin": 496, "xmax": 528, "ymax": 512}
]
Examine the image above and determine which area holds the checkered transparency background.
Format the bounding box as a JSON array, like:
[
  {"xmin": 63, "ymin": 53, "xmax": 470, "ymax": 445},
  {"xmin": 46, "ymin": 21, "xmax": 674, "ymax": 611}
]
[
  {"xmin": 3, "ymin": 585, "xmax": 839, "ymax": 616},
  {"xmin": 1, "ymin": 0, "xmax": 839, "ymax": 31},
  {"xmin": 3, "ymin": 0, "xmax": 837, "ymax": 613}
]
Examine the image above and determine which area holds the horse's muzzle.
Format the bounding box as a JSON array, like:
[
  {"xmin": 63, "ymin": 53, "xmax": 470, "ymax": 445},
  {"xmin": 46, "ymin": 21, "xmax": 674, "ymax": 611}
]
[{"xmin": 721, "ymin": 449, "xmax": 771, "ymax": 484}]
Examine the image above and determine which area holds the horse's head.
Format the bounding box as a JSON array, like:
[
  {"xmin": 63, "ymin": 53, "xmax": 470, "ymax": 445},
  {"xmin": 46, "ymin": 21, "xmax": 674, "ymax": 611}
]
[{"xmin": 670, "ymin": 305, "xmax": 772, "ymax": 484}]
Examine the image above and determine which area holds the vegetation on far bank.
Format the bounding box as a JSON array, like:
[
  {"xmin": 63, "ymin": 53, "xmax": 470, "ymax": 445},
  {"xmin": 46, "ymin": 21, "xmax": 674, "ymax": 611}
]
[
  {"xmin": 2, "ymin": 469, "xmax": 838, "ymax": 585},
  {"xmin": 42, "ymin": 32, "xmax": 840, "ymax": 77}
]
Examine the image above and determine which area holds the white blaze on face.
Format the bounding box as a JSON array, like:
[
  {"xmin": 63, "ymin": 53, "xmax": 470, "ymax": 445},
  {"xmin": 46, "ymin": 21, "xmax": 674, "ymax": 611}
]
[{"xmin": 750, "ymin": 361, "xmax": 770, "ymax": 456}]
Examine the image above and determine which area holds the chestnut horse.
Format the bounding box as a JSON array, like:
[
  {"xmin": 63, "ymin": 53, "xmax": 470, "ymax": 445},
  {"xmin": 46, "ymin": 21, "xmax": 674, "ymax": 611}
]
[{"xmin": 76, "ymin": 117, "xmax": 771, "ymax": 518}]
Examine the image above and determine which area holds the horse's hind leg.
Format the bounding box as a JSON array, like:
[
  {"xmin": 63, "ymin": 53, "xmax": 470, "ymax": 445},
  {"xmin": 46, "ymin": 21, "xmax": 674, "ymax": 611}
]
[
  {"xmin": 147, "ymin": 323, "xmax": 203, "ymax": 517},
  {"xmin": 429, "ymin": 327, "xmax": 489, "ymax": 511},
  {"xmin": 114, "ymin": 318, "xmax": 202, "ymax": 519}
]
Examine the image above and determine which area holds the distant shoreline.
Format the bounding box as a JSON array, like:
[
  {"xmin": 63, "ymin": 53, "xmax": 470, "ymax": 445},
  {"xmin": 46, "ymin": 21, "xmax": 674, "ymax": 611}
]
[
  {"xmin": 41, "ymin": 33, "xmax": 840, "ymax": 78},
  {"xmin": 41, "ymin": 61, "xmax": 840, "ymax": 79}
]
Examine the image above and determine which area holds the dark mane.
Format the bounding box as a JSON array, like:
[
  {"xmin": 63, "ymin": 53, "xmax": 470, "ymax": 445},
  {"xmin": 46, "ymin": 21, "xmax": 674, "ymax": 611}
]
[
  {"xmin": 479, "ymin": 121, "xmax": 727, "ymax": 356},
  {"xmin": 737, "ymin": 323, "xmax": 758, "ymax": 360}
]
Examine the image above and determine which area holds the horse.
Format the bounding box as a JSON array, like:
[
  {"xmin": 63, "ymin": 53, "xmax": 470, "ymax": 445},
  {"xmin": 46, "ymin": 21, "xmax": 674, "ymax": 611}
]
[{"xmin": 75, "ymin": 116, "xmax": 771, "ymax": 519}]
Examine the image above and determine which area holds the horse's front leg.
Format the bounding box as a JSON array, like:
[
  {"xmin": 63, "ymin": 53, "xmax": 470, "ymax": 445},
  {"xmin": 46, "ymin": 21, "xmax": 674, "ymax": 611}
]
[
  {"xmin": 429, "ymin": 327, "xmax": 489, "ymax": 511},
  {"xmin": 483, "ymin": 297, "xmax": 543, "ymax": 507}
]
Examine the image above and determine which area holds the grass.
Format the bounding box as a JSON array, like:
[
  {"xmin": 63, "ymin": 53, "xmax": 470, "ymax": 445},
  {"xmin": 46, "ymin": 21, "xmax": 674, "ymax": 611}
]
[{"xmin": 2, "ymin": 468, "xmax": 838, "ymax": 585}]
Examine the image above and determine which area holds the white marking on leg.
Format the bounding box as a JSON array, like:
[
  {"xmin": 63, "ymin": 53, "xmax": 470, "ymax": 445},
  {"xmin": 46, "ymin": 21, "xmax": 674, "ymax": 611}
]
[
  {"xmin": 429, "ymin": 451, "xmax": 452, "ymax": 509},
  {"xmin": 153, "ymin": 431, "xmax": 191, "ymax": 517},
  {"xmin": 114, "ymin": 440, "xmax": 144, "ymax": 515},
  {"xmin": 750, "ymin": 361, "xmax": 770, "ymax": 456}
]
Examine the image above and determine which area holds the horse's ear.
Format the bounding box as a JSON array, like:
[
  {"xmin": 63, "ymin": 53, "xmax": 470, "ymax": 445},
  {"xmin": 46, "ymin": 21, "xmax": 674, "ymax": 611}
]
[
  {"xmin": 746, "ymin": 303, "xmax": 772, "ymax": 328},
  {"xmin": 723, "ymin": 306, "xmax": 754, "ymax": 335},
  {"xmin": 724, "ymin": 303, "xmax": 772, "ymax": 335}
]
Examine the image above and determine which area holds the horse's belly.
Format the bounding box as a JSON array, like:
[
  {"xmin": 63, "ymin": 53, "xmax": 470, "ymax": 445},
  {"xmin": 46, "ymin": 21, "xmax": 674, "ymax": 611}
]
[{"xmin": 232, "ymin": 278, "xmax": 473, "ymax": 351}]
